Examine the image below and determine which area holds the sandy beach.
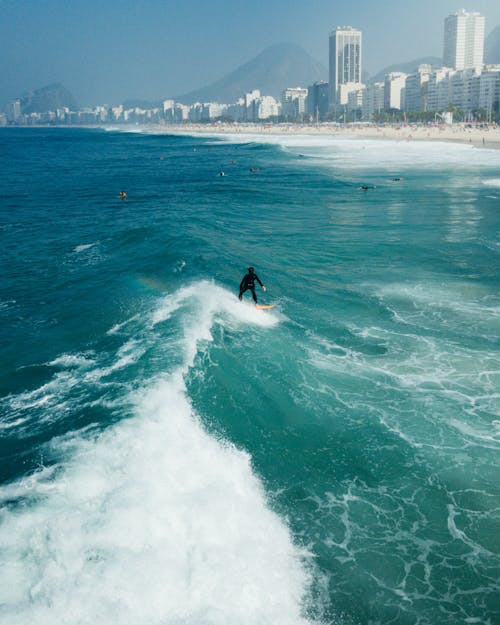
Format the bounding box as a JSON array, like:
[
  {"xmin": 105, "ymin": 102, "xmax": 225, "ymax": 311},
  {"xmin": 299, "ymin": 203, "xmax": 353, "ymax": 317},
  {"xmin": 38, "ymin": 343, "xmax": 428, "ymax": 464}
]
[{"xmin": 160, "ymin": 122, "xmax": 500, "ymax": 149}]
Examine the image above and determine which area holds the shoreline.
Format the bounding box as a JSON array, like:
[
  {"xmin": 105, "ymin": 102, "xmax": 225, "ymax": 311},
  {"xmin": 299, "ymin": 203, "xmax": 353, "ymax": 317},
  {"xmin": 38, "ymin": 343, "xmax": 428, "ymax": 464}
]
[
  {"xmin": 4, "ymin": 122, "xmax": 500, "ymax": 149},
  {"xmin": 154, "ymin": 122, "xmax": 500, "ymax": 150}
]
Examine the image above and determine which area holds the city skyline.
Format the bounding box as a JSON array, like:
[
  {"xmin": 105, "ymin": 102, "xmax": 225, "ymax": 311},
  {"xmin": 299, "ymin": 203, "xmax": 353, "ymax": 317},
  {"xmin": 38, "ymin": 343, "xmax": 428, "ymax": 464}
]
[
  {"xmin": 1, "ymin": 1, "xmax": 500, "ymax": 108},
  {"xmin": 4, "ymin": 4, "xmax": 500, "ymax": 127}
]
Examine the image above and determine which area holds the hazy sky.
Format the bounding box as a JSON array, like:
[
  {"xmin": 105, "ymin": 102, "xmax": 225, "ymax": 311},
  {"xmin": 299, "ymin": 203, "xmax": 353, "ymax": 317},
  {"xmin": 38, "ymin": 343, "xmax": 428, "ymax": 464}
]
[{"xmin": 1, "ymin": 0, "xmax": 499, "ymax": 107}]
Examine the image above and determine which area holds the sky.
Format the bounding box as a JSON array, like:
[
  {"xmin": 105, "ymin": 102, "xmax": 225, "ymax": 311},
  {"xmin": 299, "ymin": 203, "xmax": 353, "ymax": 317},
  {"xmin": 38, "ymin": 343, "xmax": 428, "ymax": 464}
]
[{"xmin": 1, "ymin": 0, "xmax": 499, "ymax": 107}]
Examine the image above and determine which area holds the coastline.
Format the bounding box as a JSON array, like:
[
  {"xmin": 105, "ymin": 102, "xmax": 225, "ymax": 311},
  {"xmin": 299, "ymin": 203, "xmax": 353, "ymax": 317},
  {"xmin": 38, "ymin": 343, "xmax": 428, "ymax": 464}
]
[{"xmin": 155, "ymin": 122, "xmax": 500, "ymax": 150}]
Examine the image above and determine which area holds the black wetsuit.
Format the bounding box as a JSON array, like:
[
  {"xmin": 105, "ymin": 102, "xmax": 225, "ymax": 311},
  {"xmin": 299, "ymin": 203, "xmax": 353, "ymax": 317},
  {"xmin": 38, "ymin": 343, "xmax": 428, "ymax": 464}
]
[{"xmin": 239, "ymin": 271, "xmax": 263, "ymax": 303}]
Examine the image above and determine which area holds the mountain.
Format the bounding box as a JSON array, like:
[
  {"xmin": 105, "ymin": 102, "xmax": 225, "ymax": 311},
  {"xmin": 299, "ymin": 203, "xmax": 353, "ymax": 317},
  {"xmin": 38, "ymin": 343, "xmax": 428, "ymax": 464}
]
[
  {"xmin": 485, "ymin": 26, "xmax": 500, "ymax": 64},
  {"xmin": 370, "ymin": 57, "xmax": 442, "ymax": 83},
  {"xmin": 174, "ymin": 43, "xmax": 326, "ymax": 104},
  {"xmin": 20, "ymin": 83, "xmax": 78, "ymax": 114}
]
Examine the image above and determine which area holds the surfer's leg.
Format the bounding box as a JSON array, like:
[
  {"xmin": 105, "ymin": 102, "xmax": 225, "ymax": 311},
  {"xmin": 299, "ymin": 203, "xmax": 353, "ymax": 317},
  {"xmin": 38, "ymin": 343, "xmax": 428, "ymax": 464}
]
[
  {"xmin": 250, "ymin": 288, "xmax": 257, "ymax": 303},
  {"xmin": 239, "ymin": 286, "xmax": 248, "ymax": 301}
]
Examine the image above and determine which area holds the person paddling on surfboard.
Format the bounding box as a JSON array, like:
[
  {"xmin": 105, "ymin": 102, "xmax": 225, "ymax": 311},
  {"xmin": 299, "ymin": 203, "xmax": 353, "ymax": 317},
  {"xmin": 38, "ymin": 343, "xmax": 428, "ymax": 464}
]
[{"xmin": 238, "ymin": 267, "xmax": 266, "ymax": 305}]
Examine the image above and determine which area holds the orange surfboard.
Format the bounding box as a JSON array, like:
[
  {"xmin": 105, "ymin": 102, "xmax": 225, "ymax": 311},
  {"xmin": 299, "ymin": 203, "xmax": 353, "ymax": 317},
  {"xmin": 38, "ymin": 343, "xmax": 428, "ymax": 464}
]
[{"xmin": 255, "ymin": 304, "xmax": 275, "ymax": 310}]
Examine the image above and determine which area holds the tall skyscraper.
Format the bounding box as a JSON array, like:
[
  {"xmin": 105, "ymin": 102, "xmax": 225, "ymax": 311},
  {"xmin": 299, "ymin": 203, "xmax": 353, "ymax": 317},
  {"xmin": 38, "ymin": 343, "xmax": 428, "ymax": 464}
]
[
  {"xmin": 443, "ymin": 9, "xmax": 485, "ymax": 70},
  {"xmin": 329, "ymin": 27, "xmax": 362, "ymax": 110}
]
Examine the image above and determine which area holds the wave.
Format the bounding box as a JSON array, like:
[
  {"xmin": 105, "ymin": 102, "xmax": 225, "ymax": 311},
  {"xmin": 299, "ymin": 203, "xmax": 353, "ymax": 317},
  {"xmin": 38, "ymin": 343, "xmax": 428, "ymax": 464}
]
[
  {"xmin": 212, "ymin": 132, "xmax": 500, "ymax": 171},
  {"xmin": 0, "ymin": 282, "xmax": 313, "ymax": 625}
]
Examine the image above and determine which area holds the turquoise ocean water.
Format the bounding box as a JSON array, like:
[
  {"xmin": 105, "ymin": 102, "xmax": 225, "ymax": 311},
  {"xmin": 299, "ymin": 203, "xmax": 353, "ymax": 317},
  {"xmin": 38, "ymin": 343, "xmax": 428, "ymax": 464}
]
[{"xmin": 0, "ymin": 127, "xmax": 499, "ymax": 625}]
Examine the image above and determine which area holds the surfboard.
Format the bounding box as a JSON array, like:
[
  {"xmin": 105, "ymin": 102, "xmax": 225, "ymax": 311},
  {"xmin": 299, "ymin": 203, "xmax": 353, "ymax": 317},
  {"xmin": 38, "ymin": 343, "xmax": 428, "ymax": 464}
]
[{"xmin": 255, "ymin": 304, "xmax": 275, "ymax": 310}]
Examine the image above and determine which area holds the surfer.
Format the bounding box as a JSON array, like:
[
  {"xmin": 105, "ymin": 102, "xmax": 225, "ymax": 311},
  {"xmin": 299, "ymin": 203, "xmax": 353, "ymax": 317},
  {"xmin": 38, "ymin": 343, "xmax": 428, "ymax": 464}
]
[
  {"xmin": 239, "ymin": 267, "xmax": 266, "ymax": 304},
  {"xmin": 119, "ymin": 191, "xmax": 127, "ymax": 200}
]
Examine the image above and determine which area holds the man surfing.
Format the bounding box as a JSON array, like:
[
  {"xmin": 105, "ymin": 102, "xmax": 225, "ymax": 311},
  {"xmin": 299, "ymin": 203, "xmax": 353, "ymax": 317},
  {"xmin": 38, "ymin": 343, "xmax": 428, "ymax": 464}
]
[{"xmin": 238, "ymin": 267, "xmax": 266, "ymax": 305}]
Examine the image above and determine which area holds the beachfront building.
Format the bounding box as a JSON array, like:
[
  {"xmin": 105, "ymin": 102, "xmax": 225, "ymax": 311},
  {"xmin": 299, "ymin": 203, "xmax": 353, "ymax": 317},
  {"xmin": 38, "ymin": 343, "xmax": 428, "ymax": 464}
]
[
  {"xmin": 226, "ymin": 98, "xmax": 245, "ymax": 122},
  {"xmin": 479, "ymin": 66, "xmax": 500, "ymax": 119},
  {"xmin": 255, "ymin": 95, "xmax": 280, "ymax": 119},
  {"xmin": 346, "ymin": 87, "xmax": 364, "ymax": 118},
  {"xmin": 162, "ymin": 99, "xmax": 175, "ymax": 123},
  {"xmin": 281, "ymin": 87, "xmax": 308, "ymax": 119},
  {"xmin": 450, "ymin": 68, "xmax": 482, "ymax": 114},
  {"xmin": 329, "ymin": 26, "xmax": 362, "ymax": 110},
  {"xmin": 404, "ymin": 65, "xmax": 432, "ymax": 112},
  {"xmin": 6, "ymin": 99, "xmax": 22, "ymax": 122},
  {"xmin": 307, "ymin": 81, "xmax": 329, "ymax": 120},
  {"xmin": 423, "ymin": 64, "xmax": 500, "ymax": 118},
  {"xmin": 244, "ymin": 89, "xmax": 262, "ymax": 121},
  {"xmin": 443, "ymin": 10, "xmax": 485, "ymax": 70},
  {"xmin": 427, "ymin": 68, "xmax": 456, "ymax": 111},
  {"xmin": 362, "ymin": 82, "xmax": 384, "ymax": 119},
  {"xmin": 201, "ymin": 102, "xmax": 228, "ymax": 121},
  {"xmin": 174, "ymin": 103, "xmax": 189, "ymax": 122},
  {"xmin": 384, "ymin": 72, "xmax": 407, "ymax": 110}
]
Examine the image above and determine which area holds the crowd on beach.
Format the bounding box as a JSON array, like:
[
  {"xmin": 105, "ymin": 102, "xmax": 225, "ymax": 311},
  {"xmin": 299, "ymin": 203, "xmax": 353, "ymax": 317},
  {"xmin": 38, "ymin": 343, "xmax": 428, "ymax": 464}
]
[{"xmin": 161, "ymin": 121, "xmax": 500, "ymax": 149}]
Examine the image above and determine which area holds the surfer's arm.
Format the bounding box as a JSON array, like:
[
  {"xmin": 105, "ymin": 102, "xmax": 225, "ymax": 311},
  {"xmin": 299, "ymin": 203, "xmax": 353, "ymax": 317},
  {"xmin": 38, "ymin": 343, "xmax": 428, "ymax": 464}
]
[{"xmin": 255, "ymin": 275, "xmax": 264, "ymax": 288}]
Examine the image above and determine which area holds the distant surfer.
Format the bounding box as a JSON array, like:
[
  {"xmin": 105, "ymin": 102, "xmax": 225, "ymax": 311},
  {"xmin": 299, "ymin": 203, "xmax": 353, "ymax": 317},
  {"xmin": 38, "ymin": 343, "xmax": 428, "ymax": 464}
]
[
  {"xmin": 119, "ymin": 191, "xmax": 127, "ymax": 200},
  {"xmin": 239, "ymin": 267, "xmax": 266, "ymax": 304},
  {"xmin": 359, "ymin": 184, "xmax": 375, "ymax": 190},
  {"xmin": 219, "ymin": 171, "xmax": 226, "ymax": 177}
]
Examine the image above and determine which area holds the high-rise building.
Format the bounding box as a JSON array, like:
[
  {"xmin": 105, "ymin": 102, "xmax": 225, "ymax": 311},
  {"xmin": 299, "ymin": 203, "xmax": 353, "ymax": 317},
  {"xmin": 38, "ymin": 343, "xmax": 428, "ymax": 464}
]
[
  {"xmin": 443, "ymin": 9, "xmax": 485, "ymax": 70},
  {"xmin": 329, "ymin": 27, "xmax": 362, "ymax": 109}
]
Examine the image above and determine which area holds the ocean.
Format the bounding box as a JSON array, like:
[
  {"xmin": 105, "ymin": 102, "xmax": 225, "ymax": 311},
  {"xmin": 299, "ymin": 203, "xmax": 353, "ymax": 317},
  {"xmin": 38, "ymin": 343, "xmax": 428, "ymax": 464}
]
[{"xmin": 0, "ymin": 127, "xmax": 499, "ymax": 625}]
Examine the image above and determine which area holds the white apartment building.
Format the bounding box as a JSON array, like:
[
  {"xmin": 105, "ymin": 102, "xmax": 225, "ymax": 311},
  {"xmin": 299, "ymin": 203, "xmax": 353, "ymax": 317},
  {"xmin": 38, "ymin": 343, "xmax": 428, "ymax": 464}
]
[
  {"xmin": 174, "ymin": 103, "xmax": 189, "ymax": 122},
  {"xmin": 6, "ymin": 99, "xmax": 22, "ymax": 122},
  {"xmin": 479, "ymin": 66, "xmax": 500, "ymax": 118},
  {"xmin": 361, "ymin": 82, "xmax": 384, "ymax": 119},
  {"xmin": 337, "ymin": 82, "xmax": 365, "ymax": 107},
  {"xmin": 244, "ymin": 90, "xmax": 262, "ymax": 121},
  {"xmin": 188, "ymin": 103, "xmax": 203, "ymax": 122},
  {"xmin": 346, "ymin": 87, "xmax": 364, "ymax": 114},
  {"xmin": 384, "ymin": 72, "xmax": 407, "ymax": 110},
  {"xmin": 201, "ymin": 102, "xmax": 227, "ymax": 121},
  {"xmin": 404, "ymin": 65, "xmax": 432, "ymax": 112},
  {"xmin": 443, "ymin": 10, "xmax": 485, "ymax": 70},
  {"xmin": 281, "ymin": 87, "xmax": 308, "ymax": 117},
  {"xmin": 329, "ymin": 26, "xmax": 362, "ymax": 108},
  {"xmin": 255, "ymin": 95, "xmax": 280, "ymax": 119},
  {"xmin": 227, "ymin": 98, "xmax": 245, "ymax": 122},
  {"xmin": 427, "ymin": 68, "xmax": 456, "ymax": 110},
  {"xmin": 450, "ymin": 68, "xmax": 481, "ymax": 113},
  {"xmin": 110, "ymin": 105, "xmax": 124, "ymax": 121},
  {"xmin": 163, "ymin": 99, "xmax": 175, "ymax": 122}
]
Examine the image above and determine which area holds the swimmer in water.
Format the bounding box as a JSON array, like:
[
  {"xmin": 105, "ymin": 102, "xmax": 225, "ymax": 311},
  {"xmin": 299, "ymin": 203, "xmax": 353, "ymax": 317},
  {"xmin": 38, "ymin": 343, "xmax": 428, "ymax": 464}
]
[{"xmin": 119, "ymin": 191, "xmax": 127, "ymax": 200}]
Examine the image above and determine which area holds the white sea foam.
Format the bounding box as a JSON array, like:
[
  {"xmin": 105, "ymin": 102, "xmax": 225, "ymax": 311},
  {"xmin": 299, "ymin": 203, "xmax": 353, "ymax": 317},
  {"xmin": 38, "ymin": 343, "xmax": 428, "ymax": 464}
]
[
  {"xmin": 107, "ymin": 313, "xmax": 141, "ymax": 336},
  {"xmin": 152, "ymin": 280, "xmax": 279, "ymax": 330},
  {"xmin": 482, "ymin": 178, "xmax": 500, "ymax": 187},
  {"xmin": 48, "ymin": 353, "xmax": 95, "ymax": 369},
  {"xmin": 73, "ymin": 243, "xmax": 98, "ymax": 253},
  {"xmin": 0, "ymin": 283, "xmax": 311, "ymax": 625},
  {"xmin": 207, "ymin": 132, "xmax": 500, "ymax": 175}
]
